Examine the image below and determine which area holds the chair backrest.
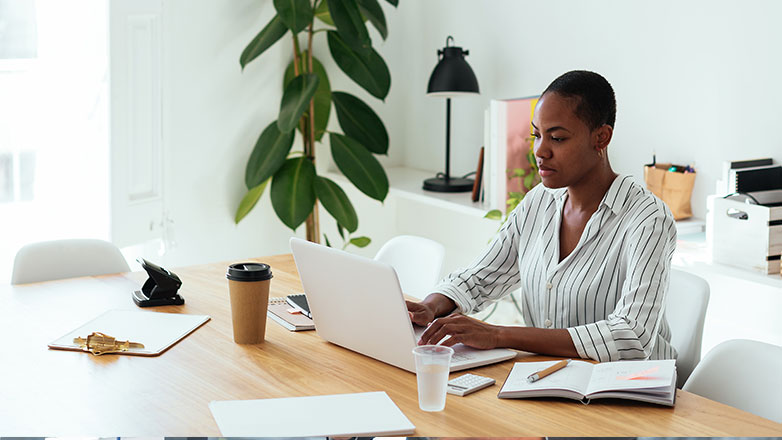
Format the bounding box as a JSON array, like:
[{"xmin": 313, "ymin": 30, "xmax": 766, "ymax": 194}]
[
  {"xmin": 11, "ymin": 239, "xmax": 130, "ymax": 284},
  {"xmin": 374, "ymin": 235, "xmax": 445, "ymax": 300},
  {"xmin": 665, "ymin": 269, "xmax": 710, "ymax": 388},
  {"xmin": 683, "ymin": 339, "xmax": 782, "ymax": 423}
]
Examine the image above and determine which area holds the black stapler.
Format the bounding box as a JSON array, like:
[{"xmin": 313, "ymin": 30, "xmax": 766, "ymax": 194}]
[{"xmin": 132, "ymin": 258, "xmax": 185, "ymax": 307}]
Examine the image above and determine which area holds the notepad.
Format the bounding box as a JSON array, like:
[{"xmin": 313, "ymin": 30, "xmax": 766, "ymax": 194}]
[
  {"xmin": 267, "ymin": 297, "xmax": 315, "ymax": 331},
  {"xmin": 48, "ymin": 309, "xmax": 210, "ymax": 356},
  {"xmin": 209, "ymin": 391, "xmax": 415, "ymax": 436},
  {"xmin": 498, "ymin": 359, "xmax": 676, "ymax": 406}
]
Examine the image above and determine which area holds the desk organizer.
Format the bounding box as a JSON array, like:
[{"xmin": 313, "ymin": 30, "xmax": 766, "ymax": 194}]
[{"xmin": 712, "ymin": 197, "xmax": 782, "ymax": 274}]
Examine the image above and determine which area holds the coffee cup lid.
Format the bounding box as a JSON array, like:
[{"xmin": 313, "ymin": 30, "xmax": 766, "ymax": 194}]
[{"xmin": 226, "ymin": 262, "xmax": 273, "ymax": 282}]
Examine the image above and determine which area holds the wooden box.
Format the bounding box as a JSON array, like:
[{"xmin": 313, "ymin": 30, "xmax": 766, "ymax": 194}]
[{"xmin": 712, "ymin": 197, "xmax": 782, "ymax": 274}]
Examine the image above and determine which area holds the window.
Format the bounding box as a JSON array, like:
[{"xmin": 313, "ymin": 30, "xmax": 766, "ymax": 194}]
[{"xmin": 0, "ymin": 0, "xmax": 109, "ymax": 283}]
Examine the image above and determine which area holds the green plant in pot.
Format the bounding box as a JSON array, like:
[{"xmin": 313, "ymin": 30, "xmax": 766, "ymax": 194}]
[{"xmin": 234, "ymin": 0, "xmax": 399, "ymax": 249}]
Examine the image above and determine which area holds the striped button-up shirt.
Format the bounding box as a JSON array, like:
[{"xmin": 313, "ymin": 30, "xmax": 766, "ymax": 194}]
[{"xmin": 434, "ymin": 175, "xmax": 677, "ymax": 362}]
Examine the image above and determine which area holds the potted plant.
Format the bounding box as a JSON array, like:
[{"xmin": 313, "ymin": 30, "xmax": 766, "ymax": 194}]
[{"xmin": 234, "ymin": 0, "xmax": 399, "ymax": 249}]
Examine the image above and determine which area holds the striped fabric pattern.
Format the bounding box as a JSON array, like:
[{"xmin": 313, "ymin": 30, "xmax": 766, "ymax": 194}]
[{"xmin": 434, "ymin": 175, "xmax": 678, "ymax": 362}]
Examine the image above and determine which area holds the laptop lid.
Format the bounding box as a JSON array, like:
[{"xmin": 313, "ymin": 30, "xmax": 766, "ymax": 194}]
[
  {"xmin": 290, "ymin": 237, "xmax": 418, "ymax": 372},
  {"xmin": 290, "ymin": 237, "xmax": 518, "ymax": 373}
]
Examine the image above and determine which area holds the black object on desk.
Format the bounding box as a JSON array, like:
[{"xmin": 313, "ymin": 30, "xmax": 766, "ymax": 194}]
[{"xmin": 132, "ymin": 258, "xmax": 184, "ymax": 307}]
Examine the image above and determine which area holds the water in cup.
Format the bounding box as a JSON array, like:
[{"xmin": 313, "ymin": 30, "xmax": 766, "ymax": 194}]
[
  {"xmin": 412, "ymin": 344, "xmax": 454, "ymax": 412},
  {"xmin": 416, "ymin": 363, "xmax": 450, "ymax": 411}
]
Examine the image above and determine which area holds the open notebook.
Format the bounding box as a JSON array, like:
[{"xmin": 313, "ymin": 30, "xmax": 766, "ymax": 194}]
[{"xmin": 498, "ymin": 359, "xmax": 676, "ymax": 406}]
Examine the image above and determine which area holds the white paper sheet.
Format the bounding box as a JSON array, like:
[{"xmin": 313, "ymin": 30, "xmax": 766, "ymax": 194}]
[{"xmin": 209, "ymin": 391, "xmax": 415, "ymax": 437}]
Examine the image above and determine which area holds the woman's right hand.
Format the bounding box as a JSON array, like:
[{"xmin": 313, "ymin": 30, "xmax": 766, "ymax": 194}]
[{"xmin": 406, "ymin": 300, "xmax": 436, "ymax": 326}]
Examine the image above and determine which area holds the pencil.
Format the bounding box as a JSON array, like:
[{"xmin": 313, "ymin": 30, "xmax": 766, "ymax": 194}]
[{"xmin": 527, "ymin": 359, "xmax": 571, "ymax": 383}]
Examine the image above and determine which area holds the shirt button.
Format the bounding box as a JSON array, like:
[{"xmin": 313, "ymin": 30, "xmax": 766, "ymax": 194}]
[
  {"xmin": 544, "ymin": 319, "xmax": 552, "ymax": 328},
  {"xmin": 546, "ymin": 282, "xmax": 553, "ymax": 289}
]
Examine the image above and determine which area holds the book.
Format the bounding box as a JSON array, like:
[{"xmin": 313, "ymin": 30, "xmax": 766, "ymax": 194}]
[
  {"xmin": 267, "ymin": 297, "xmax": 314, "ymax": 331},
  {"xmin": 498, "ymin": 359, "xmax": 676, "ymax": 406},
  {"xmin": 209, "ymin": 391, "xmax": 415, "ymax": 436},
  {"xmin": 485, "ymin": 96, "xmax": 539, "ymax": 211}
]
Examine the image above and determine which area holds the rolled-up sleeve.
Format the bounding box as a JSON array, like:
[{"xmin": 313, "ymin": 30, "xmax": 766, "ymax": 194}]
[
  {"xmin": 567, "ymin": 213, "xmax": 677, "ymax": 362},
  {"xmin": 433, "ymin": 204, "xmax": 525, "ymax": 314}
]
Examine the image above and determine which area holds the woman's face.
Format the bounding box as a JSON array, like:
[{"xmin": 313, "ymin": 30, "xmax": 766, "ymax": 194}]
[{"xmin": 532, "ymin": 92, "xmax": 606, "ymax": 189}]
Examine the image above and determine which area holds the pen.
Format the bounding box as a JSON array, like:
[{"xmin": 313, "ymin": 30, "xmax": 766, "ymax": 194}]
[{"xmin": 527, "ymin": 359, "xmax": 571, "ymax": 383}]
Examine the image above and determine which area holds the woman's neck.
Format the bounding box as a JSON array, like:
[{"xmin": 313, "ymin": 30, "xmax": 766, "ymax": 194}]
[{"xmin": 566, "ymin": 163, "xmax": 618, "ymax": 213}]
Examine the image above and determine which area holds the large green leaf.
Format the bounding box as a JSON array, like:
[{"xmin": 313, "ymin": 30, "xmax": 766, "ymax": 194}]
[
  {"xmin": 330, "ymin": 133, "xmax": 388, "ymax": 201},
  {"xmin": 284, "ymin": 56, "xmax": 331, "ymax": 141},
  {"xmin": 245, "ymin": 121, "xmax": 295, "ymax": 188},
  {"xmin": 273, "ymin": 0, "xmax": 313, "ymax": 33},
  {"xmin": 384, "ymin": 0, "xmax": 398, "ymax": 7},
  {"xmin": 240, "ymin": 15, "xmax": 288, "ymax": 69},
  {"xmin": 332, "ymin": 91, "xmax": 388, "ymax": 154},
  {"xmin": 314, "ymin": 0, "xmax": 335, "ymax": 26},
  {"xmin": 357, "ymin": 0, "xmax": 387, "ymax": 40},
  {"xmin": 314, "ymin": 176, "xmax": 358, "ymax": 232},
  {"xmin": 327, "ymin": 0, "xmax": 371, "ymax": 54},
  {"xmin": 278, "ymin": 73, "xmax": 320, "ymax": 133},
  {"xmin": 235, "ymin": 180, "xmax": 269, "ymax": 224},
  {"xmin": 271, "ymin": 157, "xmax": 316, "ymax": 230},
  {"xmin": 327, "ymin": 31, "xmax": 390, "ymax": 100}
]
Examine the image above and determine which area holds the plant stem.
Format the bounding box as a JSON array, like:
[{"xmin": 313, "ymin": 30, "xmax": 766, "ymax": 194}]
[
  {"xmin": 303, "ymin": 8, "xmax": 320, "ymax": 244},
  {"xmin": 291, "ymin": 34, "xmax": 308, "ymax": 144}
]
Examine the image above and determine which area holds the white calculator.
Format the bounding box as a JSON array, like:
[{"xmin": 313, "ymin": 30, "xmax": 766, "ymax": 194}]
[{"xmin": 446, "ymin": 373, "xmax": 496, "ymax": 396}]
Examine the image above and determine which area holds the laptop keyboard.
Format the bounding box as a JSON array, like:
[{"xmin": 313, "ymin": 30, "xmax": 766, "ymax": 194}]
[{"xmin": 452, "ymin": 350, "xmax": 476, "ymax": 362}]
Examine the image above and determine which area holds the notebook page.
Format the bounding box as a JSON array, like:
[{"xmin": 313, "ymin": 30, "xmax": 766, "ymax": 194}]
[
  {"xmin": 501, "ymin": 360, "xmax": 593, "ymax": 396},
  {"xmin": 585, "ymin": 359, "xmax": 676, "ymax": 395}
]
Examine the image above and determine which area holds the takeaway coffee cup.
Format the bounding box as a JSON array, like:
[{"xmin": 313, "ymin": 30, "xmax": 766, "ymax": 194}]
[{"xmin": 226, "ymin": 262, "xmax": 273, "ymax": 344}]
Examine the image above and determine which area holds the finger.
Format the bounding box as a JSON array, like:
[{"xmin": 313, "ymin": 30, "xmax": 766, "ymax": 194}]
[
  {"xmin": 423, "ymin": 321, "xmax": 456, "ymax": 346},
  {"xmin": 439, "ymin": 334, "xmax": 459, "ymax": 347},
  {"xmin": 419, "ymin": 317, "xmax": 446, "ymax": 344}
]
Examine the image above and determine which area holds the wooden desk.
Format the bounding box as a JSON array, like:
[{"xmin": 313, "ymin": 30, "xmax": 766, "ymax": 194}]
[{"xmin": 1, "ymin": 254, "xmax": 780, "ymax": 436}]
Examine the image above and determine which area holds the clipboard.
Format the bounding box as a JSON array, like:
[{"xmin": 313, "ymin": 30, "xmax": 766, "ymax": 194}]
[{"xmin": 48, "ymin": 309, "xmax": 211, "ymax": 356}]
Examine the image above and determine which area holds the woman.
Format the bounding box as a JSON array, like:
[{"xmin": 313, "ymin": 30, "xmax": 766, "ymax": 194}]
[{"xmin": 408, "ymin": 70, "xmax": 677, "ymax": 362}]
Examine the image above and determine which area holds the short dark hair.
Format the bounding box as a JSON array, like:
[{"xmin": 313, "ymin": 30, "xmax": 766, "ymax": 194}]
[{"xmin": 541, "ymin": 70, "xmax": 616, "ymax": 130}]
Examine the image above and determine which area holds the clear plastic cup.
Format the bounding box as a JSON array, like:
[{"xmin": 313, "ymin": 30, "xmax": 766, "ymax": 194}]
[{"xmin": 412, "ymin": 345, "xmax": 454, "ymax": 411}]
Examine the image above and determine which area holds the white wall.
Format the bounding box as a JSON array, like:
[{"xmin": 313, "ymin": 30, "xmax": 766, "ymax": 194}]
[
  {"xmin": 387, "ymin": 0, "xmax": 782, "ymax": 220},
  {"xmin": 123, "ymin": 0, "xmax": 782, "ymax": 270},
  {"xmin": 146, "ymin": 0, "xmax": 301, "ymax": 268}
]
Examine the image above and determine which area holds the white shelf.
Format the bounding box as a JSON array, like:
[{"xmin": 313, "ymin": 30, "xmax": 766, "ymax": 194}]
[
  {"xmin": 325, "ymin": 166, "xmax": 491, "ymax": 218},
  {"xmin": 675, "ymin": 217, "xmax": 705, "ymax": 236}
]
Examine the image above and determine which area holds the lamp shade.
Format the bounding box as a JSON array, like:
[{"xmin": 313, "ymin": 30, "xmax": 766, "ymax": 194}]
[{"xmin": 427, "ymin": 39, "xmax": 479, "ymax": 97}]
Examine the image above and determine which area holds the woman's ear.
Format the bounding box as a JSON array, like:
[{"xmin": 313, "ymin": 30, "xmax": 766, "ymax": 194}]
[{"xmin": 594, "ymin": 124, "xmax": 613, "ymax": 150}]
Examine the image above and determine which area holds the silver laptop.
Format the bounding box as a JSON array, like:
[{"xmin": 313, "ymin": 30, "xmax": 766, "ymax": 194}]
[{"xmin": 290, "ymin": 237, "xmax": 518, "ymax": 373}]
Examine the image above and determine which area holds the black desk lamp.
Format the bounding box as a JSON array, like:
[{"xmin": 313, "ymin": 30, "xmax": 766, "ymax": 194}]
[{"xmin": 424, "ymin": 36, "xmax": 480, "ymax": 192}]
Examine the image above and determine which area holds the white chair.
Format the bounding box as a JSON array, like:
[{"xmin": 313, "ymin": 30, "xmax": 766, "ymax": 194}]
[
  {"xmin": 11, "ymin": 239, "xmax": 130, "ymax": 284},
  {"xmin": 665, "ymin": 269, "xmax": 710, "ymax": 388},
  {"xmin": 683, "ymin": 339, "xmax": 782, "ymax": 423},
  {"xmin": 374, "ymin": 235, "xmax": 445, "ymax": 300}
]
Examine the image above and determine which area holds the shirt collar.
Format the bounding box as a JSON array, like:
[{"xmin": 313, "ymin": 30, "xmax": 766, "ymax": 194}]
[
  {"xmin": 544, "ymin": 175, "xmax": 630, "ymax": 215},
  {"xmin": 600, "ymin": 175, "xmax": 631, "ymax": 215}
]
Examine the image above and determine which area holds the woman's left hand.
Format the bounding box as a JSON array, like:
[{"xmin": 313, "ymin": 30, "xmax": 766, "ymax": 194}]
[{"xmin": 418, "ymin": 314, "xmax": 503, "ymax": 350}]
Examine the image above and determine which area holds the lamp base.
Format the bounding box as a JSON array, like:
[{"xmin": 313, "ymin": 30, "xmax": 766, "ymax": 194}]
[{"xmin": 423, "ymin": 176, "xmax": 474, "ymax": 193}]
